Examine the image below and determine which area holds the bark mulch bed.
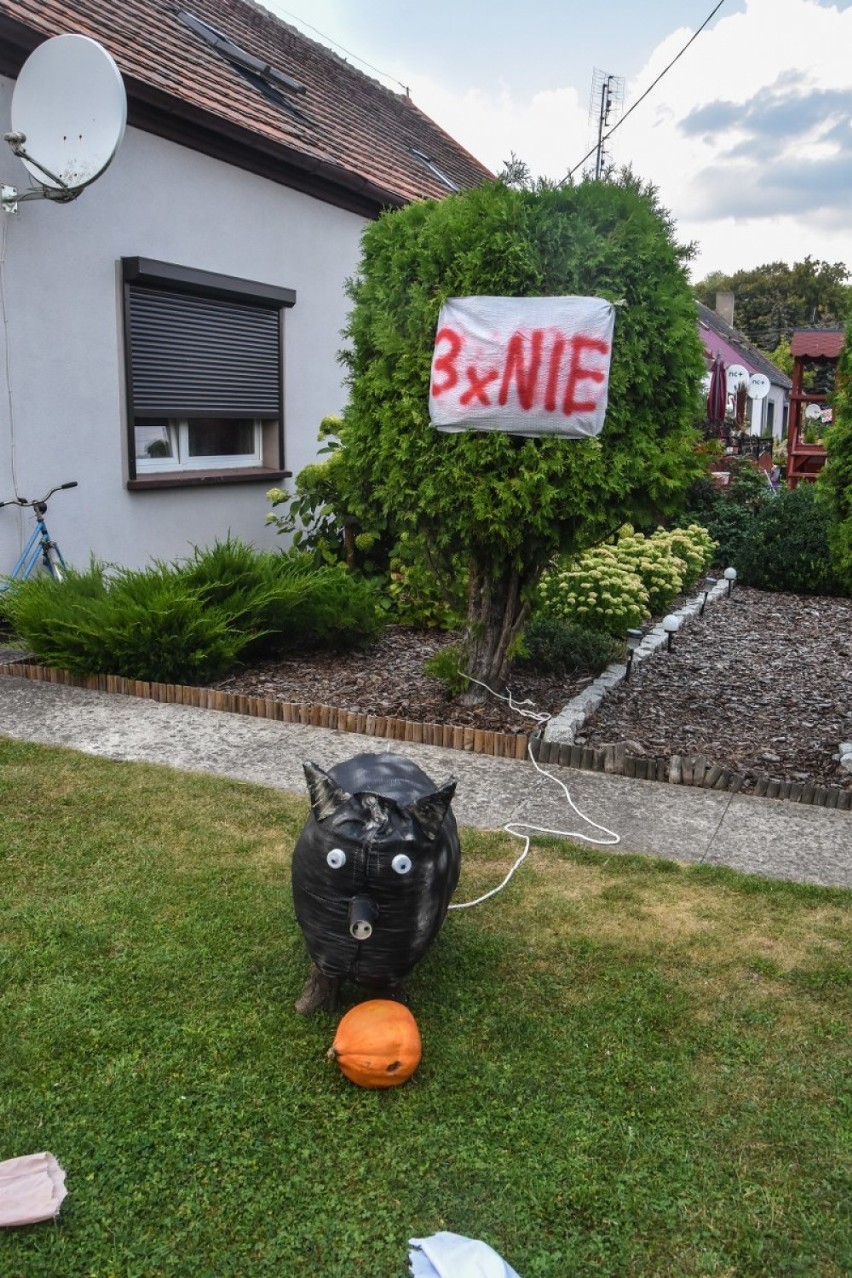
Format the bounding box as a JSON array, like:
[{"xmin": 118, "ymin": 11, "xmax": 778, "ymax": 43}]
[
  {"xmin": 210, "ymin": 627, "xmax": 594, "ymax": 739},
  {"xmin": 211, "ymin": 587, "xmax": 852, "ymax": 793},
  {"xmin": 576, "ymin": 586, "xmax": 852, "ymax": 793}
]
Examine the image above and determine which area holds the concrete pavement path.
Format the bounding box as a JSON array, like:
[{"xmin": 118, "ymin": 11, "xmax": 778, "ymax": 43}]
[{"xmin": 1, "ymin": 674, "xmax": 850, "ymax": 889}]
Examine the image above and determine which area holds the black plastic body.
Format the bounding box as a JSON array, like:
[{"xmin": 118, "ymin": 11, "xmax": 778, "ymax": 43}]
[{"xmin": 291, "ymin": 752, "xmax": 460, "ymax": 988}]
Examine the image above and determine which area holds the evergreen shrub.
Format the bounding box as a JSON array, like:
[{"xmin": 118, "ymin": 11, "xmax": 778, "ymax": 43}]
[
  {"xmin": 736, "ymin": 484, "xmax": 847, "ymax": 595},
  {"xmin": 516, "ymin": 615, "xmax": 625, "ymax": 677},
  {"xmin": 336, "ymin": 172, "xmax": 707, "ymax": 687},
  {"xmin": 819, "ymin": 319, "xmax": 852, "ymax": 590},
  {"xmin": 2, "ymin": 563, "xmax": 247, "ymax": 684},
  {"xmin": 680, "ymin": 457, "xmax": 772, "ymax": 571},
  {"xmin": 184, "ymin": 540, "xmax": 384, "ymax": 656},
  {"xmin": 3, "ymin": 541, "xmax": 385, "ymax": 683}
]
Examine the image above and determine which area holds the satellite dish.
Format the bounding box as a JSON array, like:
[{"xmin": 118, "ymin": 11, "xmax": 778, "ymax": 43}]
[
  {"xmin": 747, "ymin": 373, "xmax": 770, "ymax": 400},
  {"xmin": 805, "ymin": 403, "xmax": 823, "ymax": 420},
  {"xmin": 725, "ymin": 363, "xmax": 749, "ymax": 392},
  {"xmin": 3, "ymin": 34, "xmax": 126, "ymax": 206}
]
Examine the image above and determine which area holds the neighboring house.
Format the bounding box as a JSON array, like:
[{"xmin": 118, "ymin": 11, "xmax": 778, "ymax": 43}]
[
  {"xmin": 0, "ymin": 0, "xmax": 491, "ymax": 571},
  {"xmin": 697, "ymin": 299, "xmax": 791, "ymax": 439}
]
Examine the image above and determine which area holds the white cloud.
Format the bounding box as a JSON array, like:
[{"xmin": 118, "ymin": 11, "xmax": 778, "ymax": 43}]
[
  {"xmin": 391, "ymin": 0, "xmax": 852, "ymax": 278},
  {"xmin": 608, "ymin": 0, "xmax": 852, "ymax": 275},
  {"xmin": 275, "ymin": 0, "xmax": 852, "ymax": 278},
  {"xmin": 399, "ymin": 75, "xmax": 588, "ymax": 182}
]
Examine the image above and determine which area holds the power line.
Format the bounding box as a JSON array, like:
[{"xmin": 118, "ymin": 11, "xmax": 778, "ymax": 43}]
[
  {"xmin": 563, "ymin": 0, "xmax": 728, "ymax": 181},
  {"xmin": 270, "ymin": 6, "xmax": 410, "ymax": 95}
]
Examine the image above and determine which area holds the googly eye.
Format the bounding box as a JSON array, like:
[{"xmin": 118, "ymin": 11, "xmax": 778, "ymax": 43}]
[
  {"xmin": 326, "ymin": 848, "xmax": 346, "ymax": 869},
  {"xmin": 391, "ymin": 853, "xmax": 412, "ymax": 875}
]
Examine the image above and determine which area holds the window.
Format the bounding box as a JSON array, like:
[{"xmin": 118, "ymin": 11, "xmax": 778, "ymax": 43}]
[
  {"xmin": 177, "ymin": 11, "xmax": 308, "ymax": 118},
  {"xmin": 134, "ymin": 418, "xmax": 262, "ymax": 472},
  {"xmin": 122, "ymin": 258, "xmax": 295, "ymax": 489},
  {"xmin": 409, "ymin": 148, "xmax": 460, "ymax": 193},
  {"xmin": 765, "ymin": 400, "xmax": 775, "ymax": 435}
]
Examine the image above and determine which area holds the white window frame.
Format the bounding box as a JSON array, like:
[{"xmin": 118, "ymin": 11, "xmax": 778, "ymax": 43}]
[{"xmin": 135, "ymin": 419, "xmax": 263, "ymax": 474}]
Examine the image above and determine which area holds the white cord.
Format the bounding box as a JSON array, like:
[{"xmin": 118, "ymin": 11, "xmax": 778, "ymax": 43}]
[{"xmin": 447, "ymin": 672, "xmax": 621, "ymax": 910}]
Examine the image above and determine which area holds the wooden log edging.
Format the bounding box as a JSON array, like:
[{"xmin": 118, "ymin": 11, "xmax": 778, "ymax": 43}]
[
  {"xmin": 1, "ymin": 659, "xmax": 850, "ymax": 809},
  {"xmin": 0, "ymin": 661, "xmax": 531, "ymax": 761},
  {"xmin": 528, "ymin": 735, "xmax": 852, "ymax": 809}
]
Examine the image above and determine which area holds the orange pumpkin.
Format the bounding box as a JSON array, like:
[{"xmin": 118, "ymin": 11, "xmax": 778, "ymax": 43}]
[{"xmin": 327, "ymin": 999, "xmax": 422, "ymax": 1089}]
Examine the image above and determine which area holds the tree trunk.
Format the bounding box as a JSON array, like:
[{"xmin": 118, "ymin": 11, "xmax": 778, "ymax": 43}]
[{"xmin": 458, "ymin": 561, "xmax": 531, "ymax": 705}]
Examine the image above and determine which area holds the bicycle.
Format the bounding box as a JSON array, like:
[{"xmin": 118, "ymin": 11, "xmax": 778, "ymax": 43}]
[{"xmin": 0, "ymin": 482, "xmax": 78, "ymax": 589}]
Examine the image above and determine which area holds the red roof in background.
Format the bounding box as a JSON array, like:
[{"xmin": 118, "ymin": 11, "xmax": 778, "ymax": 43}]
[
  {"xmin": 0, "ymin": 0, "xmax": 493, "ymax": 212},
  {"xmin": 790, "ymin": 329, "xmax": 845, "ymax": 359},
  {"xmin": 696, "ymin": 301, "xmax": 791, "ymax": 390}
]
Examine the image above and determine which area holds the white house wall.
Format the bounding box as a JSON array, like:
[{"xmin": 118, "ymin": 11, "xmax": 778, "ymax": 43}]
[
  {"xmin": 747, "ymin": 385, "xmax": 787, "ymax": 439},
  {"xmin": 0, "ymin": 76, "xmax": 367, "ymax": 573}
]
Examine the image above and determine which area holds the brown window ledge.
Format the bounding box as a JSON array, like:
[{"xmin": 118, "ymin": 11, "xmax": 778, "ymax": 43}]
[{"xmin": 127, "ymin": 468, "xmax": 291, "ymax": 491}]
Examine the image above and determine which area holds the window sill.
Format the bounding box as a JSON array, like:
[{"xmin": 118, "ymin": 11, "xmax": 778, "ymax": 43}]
[{"xmin": 127, "ymin": 467, "xmax": 291, "ymax": 491}]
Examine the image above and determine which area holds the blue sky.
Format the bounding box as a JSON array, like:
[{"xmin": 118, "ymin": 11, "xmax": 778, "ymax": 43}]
[{"xmin": 263, "ymin": 0, "xmax": 852, "ymax": 282}]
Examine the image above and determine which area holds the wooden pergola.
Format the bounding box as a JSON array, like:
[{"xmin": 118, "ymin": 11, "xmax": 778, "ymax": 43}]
[{"xmin": 786, "ymin": 328, "xmax": 845, "ymax": 488}]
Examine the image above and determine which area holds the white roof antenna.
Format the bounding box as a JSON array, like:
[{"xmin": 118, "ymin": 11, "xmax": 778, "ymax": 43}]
[{"xmin": 2, "ymin": 34, "xmax": 127, "ymax": 213}]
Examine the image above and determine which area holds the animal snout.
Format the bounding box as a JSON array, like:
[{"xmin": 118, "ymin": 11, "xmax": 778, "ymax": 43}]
[{"xmin": 348, "ymin": 894, "xmax": 378, "ymax": 941}]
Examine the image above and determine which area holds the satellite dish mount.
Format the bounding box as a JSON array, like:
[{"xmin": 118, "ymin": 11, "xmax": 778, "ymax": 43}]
[{"xmin": 2, "ymin": 34, "xmax": 127, "ymax": 214}]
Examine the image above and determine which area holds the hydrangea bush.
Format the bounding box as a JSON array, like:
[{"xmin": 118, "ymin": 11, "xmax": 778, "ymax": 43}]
[
  {"xmin": 537, "ymin": 547, "xmax": 649, "ymax": 636},
  {"xmin": 613, "ymin": 529, "xmax": 687, "ymax": 615},
  {"xmin": 536, "ymin": 523, "xmax": 716, "ymax": 637},
  {"xmin": 657, "ymin": 523, "xmax": 717, "ymax": 589}
]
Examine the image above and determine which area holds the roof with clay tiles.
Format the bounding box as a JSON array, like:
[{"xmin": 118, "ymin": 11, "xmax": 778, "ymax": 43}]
[
  {"xmin": 790, "ymin": 329, "xmax": 845, "ymax": 360},
  {"xmin": 0, "ymin": 0, "xmax": 493, "ymax": 215}
]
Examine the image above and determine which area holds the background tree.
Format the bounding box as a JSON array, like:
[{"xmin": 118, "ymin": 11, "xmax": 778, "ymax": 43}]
[
  {"xmin": 694, "ymin": 257, "xmax": 851, "ymax": 353},
  {"xmin": 819, "ymin": 320, "xmax": 852, "ymax": 591},
  {"xmin": 336, "ymin": 173, "xmax": 706, "ymax": 697}
]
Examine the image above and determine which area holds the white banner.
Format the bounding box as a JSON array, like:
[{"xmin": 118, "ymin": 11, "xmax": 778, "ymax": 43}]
[{"xmin": 429, "ymin": 295, "xmax": 615, "ymax": 438}]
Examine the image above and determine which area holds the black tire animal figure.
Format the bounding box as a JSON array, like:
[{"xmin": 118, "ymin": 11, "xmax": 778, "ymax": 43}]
[{"xmin": 292, "ymin": 752, "xmax": 460, "ymax": 1013}]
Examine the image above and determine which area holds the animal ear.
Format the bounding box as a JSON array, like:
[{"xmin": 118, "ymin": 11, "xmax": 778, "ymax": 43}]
[
  {"xmin": 303, "ymin": 761, "xmax": 351, "ymax": 822},
  {"xmin": 407, "ymin": 778, "xmax": 457, "ymax": 840}
]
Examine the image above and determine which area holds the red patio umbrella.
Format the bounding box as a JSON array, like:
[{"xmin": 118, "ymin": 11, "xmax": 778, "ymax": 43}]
[{"xmin": 706, "ymin": 355, "xmax": 727, "ymax": 423}]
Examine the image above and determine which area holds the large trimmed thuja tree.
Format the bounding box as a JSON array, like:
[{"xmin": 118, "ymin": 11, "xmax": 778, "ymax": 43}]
[{"xmin": 336, "ymin": 173, "xmax": 706, "ymax": 697}]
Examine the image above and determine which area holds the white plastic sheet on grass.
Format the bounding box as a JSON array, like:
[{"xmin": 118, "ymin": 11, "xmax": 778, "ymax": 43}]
[{"xmin": 409, "ymin": 1230, "xmax": 522, "ymax": 1277}]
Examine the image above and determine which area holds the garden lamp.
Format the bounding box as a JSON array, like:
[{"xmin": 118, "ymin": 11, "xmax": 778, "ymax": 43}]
[
  {"xmin": 700, "ymin": 575, "xmax": 717, "ymax": 616},
  {"xmin": 662, "ymin": 614, "xmax": 681, "ymax": 652},
  {"xmin": 625, "ymin": 628, "xmax": 642, "ymax": 681},
  {"xmin": 724, "ymin": 566, "xmax": 737, "ymax": 596}
]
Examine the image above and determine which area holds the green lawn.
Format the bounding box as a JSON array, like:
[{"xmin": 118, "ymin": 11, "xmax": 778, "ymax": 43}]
[{"xmin": 1, "ymin": 738, "xmax": 850, "ymax": 1277}]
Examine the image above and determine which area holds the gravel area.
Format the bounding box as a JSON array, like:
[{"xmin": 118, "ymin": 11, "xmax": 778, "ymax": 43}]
[{"xmin": 213, "ymin": 587, "xmax": 852, "ymax": 790}]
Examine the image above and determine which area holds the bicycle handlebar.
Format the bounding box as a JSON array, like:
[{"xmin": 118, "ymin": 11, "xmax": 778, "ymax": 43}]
[{"xmin": 0, "ymin": 481, "xmax": 78, "ymax": 510}]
